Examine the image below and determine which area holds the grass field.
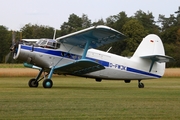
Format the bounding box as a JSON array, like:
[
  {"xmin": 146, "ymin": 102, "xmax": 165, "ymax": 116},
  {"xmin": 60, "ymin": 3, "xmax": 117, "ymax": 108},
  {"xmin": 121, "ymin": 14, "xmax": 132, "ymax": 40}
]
[
  {"xmin": 0, "ymin": 76, "xmax": 180, "ymax": 119},
  {"xmin": 0, "ymin": 66, "xmax": 180, "ymax": 119}
]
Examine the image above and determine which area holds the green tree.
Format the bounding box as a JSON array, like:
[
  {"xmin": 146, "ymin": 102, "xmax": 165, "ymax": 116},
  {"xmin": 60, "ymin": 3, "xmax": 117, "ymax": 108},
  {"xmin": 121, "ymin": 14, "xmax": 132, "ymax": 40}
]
[
  {"xmin": 157, "ymin": 7, "xmax": 180, "ymax": 67},
  {"xmin": 60, "ymin": 13, "xmax": 92, "ymax": 36},
  {"xmin": 106, "ymin": 11, "xmax": 128, "ymax": 32},
  {"xmin": 134, "ymin": 10, "xmax": 159, "ymax": 34},
  {"xmin": 121, "ymin": 19, "xmax": 147, "ymax": 56},
  {"xmin": 92, "ymin": 18, "xmax": 105, "ymax": 26},
  {"xmin": 158, "ymin": 14, "xmax": 177, "ymax": 31},
  {"xmin": 81, "ymin": 14, "xmax": 92, "ymax": 28},
  {"xmin": 0, "ymin": 26, "xmax": 12, "ymax": 62},
  {"xmin": 20, "ymin": 23, "xmax": 54, "ymax": 39},
  {"xmin": 60, "ymin": 14, "xmax": 82, "ymax": 35}
]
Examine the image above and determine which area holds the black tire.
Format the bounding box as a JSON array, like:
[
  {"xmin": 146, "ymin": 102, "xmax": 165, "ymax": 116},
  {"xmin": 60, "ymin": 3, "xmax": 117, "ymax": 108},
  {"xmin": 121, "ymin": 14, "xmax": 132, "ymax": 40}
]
[
  {"xmin": 124, "ymin": 80, "xmax": 131, "ymax": 83},
  {"xmin": 138, "ymin": 83, "xmax": 144, "ymax": 88},
  {"xmin": 43, "ymin": 79, "xmax": 53, "ymax": 88},
  {"xmin": 95, "ymin": 78, "xmax": 102, "ymax": 82},
  {"xmin": 28, "ymin": 78, "xmax": 39, "ymax": 87}
]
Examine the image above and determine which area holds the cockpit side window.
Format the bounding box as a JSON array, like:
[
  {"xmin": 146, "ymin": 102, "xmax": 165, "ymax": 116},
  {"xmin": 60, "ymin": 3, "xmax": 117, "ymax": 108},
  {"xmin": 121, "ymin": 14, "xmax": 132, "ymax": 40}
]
[
  {"xmin": 56, "ymin": 43, "xmax": 60, "ymax": 48},
  {"xmin": 36, "ymin": 39, "xmax": 60, "ymax": 49},
  {"xmin": 41, "ymin": 40, "xmax": 48, "ymax": 46},
  {"xmin": 47, "ymin": 41, "xmax": 53, "ymax": 46},
  {"xmin": 53, "ymin": 42, "xmax": 60, "ymax": 49}
]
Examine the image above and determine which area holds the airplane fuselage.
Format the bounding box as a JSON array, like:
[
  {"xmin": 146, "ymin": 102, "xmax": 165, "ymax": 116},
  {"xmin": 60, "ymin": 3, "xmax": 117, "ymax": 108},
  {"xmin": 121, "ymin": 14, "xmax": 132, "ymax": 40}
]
[
  {"xmin": 10, "ymin": 26, "xmax": 173, "ymax": 88},
  {"xmin": 14, "ymin": 43, "xmax": 164, "ymax": 81}
]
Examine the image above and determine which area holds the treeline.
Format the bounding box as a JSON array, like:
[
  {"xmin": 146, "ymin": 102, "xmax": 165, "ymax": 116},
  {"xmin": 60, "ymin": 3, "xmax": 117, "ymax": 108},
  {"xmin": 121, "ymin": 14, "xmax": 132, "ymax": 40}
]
[{"xmin": 0, "ymin": 8, "xmax": 180, "ymax": 67}]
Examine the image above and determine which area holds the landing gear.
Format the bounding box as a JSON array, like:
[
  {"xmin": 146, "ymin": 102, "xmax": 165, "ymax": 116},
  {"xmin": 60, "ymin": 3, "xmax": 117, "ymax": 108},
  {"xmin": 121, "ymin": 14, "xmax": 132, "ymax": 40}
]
[
  {"xmin": 95, "ymin": 78, "xmax": 102, "ymax": 82},
  {"xmin": 28, "ymin": 68, "xmax": 44, "ymax": 88},
  {"xmin": 43, "ymin": 79, "xmax": 53, "ymax": 88},
  {"xmin": 28, "ymin": 67, "xmax": 54, "ymax": 88},
  {"xmin": 138, "ymin": 80, "xmax": 144, "ymax": 88},
  {"xmin": 28, "ymin": 78, "xmax": 39, "ymax": 87},
  {"xmin": 124, "ymin": 80, "xmax": 131, "ymax": 83}
]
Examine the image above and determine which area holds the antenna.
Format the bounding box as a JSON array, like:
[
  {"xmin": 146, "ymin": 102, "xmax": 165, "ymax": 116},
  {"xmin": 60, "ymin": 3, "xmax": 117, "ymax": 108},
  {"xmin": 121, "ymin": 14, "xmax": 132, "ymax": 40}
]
[{"xmin": 106, "ymin": 46, "xmax": 112, "ymax": 53}]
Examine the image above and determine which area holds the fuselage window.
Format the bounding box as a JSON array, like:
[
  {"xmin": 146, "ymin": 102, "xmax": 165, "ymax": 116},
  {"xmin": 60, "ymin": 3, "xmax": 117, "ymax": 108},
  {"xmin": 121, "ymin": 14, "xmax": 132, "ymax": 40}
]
[{"xmin": 36, "ymin": 39, "xmax": 60, "ymax": 49}]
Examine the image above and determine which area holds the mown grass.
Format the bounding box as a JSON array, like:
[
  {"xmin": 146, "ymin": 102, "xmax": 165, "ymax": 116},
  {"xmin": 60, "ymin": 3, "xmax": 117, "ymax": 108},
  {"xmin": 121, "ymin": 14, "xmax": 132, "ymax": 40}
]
[
  {"xmin": 0, "ymin": 76, "xmax": 180, "ymax": 119},
  {"xmin": 0, "ymin": 64, "xmax": 24, "ymax": 68}
]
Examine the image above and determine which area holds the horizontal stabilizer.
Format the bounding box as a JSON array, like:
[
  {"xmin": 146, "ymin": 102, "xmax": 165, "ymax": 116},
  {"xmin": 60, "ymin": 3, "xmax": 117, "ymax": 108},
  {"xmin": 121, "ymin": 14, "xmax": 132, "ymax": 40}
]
[
  {"xmin": 141, "ymin": 55, "xmax": 174, "ymax": 72},
  {"xmin": 140, "ymin": 55, "xmax": 174, "ymax": 63},
  {"xmin": 54, "ymin": 59, "xmax": 105, "ymax": 75}
]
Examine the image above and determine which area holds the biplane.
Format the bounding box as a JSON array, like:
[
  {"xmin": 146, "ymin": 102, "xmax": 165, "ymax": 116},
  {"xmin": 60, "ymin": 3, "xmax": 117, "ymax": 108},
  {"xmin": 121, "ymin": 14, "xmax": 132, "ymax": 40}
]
[{"xmin": 10, "ymin": 25, "xmax": 173, "ymax": 88}]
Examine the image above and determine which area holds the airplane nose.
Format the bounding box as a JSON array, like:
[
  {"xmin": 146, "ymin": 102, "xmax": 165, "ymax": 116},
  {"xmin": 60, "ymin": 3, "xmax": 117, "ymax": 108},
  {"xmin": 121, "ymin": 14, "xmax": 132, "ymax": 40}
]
[{"xmin": 10, "ymin": 43, "xmax": 18, "ymax": 52}]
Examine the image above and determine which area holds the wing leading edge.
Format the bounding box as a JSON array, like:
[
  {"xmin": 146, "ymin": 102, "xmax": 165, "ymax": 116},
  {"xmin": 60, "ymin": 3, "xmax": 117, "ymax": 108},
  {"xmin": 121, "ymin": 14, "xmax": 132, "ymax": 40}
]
[
  {"xmin": 54, "ymin": 59, "xmax": 105, "ymax": 75},
  {"xmin": 56, "ymin": 25, "xmax": 126, "ymax": 49}
]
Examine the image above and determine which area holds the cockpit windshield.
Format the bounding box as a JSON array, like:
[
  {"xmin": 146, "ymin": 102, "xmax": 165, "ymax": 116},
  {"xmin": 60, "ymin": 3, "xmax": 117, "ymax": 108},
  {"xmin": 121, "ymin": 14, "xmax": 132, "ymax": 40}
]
[{"xmin": 36, "ymin": 39, "xmax": 60, "ymax": 49}]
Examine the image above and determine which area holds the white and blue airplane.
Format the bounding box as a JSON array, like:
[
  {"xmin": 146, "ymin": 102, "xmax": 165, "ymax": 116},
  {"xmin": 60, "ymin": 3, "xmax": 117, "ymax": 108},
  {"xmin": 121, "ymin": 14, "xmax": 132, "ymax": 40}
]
[{"xmin": 10, "ymin": 25, "xmax": 173, "ymax": 88}]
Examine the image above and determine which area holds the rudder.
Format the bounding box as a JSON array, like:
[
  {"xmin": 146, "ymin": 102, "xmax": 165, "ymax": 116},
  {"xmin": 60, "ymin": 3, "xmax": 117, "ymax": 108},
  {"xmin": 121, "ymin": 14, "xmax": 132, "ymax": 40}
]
[
  {"xmin": 133, "ymin": 34, "xmax": 165, "ymax": 57},
  {"xmin": 131, "ymin": 34, "xmax": 173, "ymax": 76}
]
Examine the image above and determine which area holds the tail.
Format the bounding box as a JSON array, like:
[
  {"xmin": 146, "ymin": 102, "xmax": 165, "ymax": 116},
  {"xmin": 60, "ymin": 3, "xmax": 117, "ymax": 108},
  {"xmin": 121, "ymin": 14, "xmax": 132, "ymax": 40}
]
[{"xmin": 132, "ymin": 34, "xmax": 173, "ymax": 76}]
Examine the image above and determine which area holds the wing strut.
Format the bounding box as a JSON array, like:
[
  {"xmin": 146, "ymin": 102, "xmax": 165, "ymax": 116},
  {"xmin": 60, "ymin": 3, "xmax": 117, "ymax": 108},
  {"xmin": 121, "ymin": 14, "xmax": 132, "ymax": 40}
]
[
  {"xmin": 82, "ymin": 39, "xmax": 90, "ymax": 59},
  {"xmin": 149, "ymin": 60, "xmax": 155, "ymax": 72}
]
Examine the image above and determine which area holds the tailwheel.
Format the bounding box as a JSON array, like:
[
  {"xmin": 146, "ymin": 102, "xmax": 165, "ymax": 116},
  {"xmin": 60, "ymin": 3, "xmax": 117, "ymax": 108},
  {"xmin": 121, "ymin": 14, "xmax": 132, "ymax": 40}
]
[
  {"xmin": 43, "ymin": 79, "xmax": 53, "ymax": 88},
  {"xmin": 28, "ymin": 78, "xmax": 39, "ymax": 87},
  {"xmin": 138, "ymin": 80, "xmax": 144, "ymax": 88}
]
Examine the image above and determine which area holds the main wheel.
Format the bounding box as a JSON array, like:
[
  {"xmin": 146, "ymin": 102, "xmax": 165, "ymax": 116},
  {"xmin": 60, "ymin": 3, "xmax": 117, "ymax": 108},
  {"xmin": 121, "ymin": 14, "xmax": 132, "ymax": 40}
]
[
  {"xmin": 43, "ymin": 79, "xmax": 53, "ymax": 88},
  {"xmin": 28, "ymin": 78, "xmax": 39, "ymax": 87}
]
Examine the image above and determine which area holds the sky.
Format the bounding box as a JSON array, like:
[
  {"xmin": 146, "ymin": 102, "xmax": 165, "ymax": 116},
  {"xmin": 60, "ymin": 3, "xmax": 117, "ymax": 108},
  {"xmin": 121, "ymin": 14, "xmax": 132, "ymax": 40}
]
[{"xmin": 0, "ymin": 0, "xmax": 179, "ymax": 31}]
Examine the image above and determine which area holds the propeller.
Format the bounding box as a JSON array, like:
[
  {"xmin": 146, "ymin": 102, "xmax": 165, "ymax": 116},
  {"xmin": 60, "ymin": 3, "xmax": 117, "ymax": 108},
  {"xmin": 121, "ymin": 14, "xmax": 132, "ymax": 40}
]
[{"xmin": 5, "ymin": 31, "xmax": 16, "ymax": 63}]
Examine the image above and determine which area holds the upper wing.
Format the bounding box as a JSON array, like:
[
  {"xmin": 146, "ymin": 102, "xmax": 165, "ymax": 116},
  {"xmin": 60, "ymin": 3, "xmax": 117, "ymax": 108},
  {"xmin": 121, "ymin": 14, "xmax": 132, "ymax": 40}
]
[
  {"xmin": 54, "ymin": 59, "xmax": 105, "ymax": 75},
  {"xmin": 56, "ymin": 25, "xmax": 126, "ymax": 49}
]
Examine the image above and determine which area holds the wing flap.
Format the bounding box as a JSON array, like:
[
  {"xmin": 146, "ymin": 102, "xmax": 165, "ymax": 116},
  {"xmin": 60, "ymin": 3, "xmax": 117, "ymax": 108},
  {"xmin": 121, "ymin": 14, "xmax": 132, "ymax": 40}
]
[{"xmin": 54, "ymin": 59, "xmax": 105, "ymax": 75}]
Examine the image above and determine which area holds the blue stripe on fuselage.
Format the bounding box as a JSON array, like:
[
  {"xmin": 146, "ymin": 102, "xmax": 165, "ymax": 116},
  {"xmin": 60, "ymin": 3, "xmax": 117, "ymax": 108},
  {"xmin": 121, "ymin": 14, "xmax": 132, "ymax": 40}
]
[
  {"xmin": 21, "ymin": 45, "xmax": 161, "ymax": 78},
  {"xmin": 127, "ymin": 67, "xmax": 161, "ymax": 78},
  {"xmin": 21, "ymin": 45, "xmax": 61, "ymax": 56},
  {"xmin": 21, "ymin": 45, "xmax": 80, "ymax": 60}
]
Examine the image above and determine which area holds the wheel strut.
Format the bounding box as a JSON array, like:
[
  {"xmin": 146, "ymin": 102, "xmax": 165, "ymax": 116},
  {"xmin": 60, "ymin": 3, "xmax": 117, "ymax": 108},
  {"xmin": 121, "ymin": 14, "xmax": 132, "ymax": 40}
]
[
  {"xmin": 42, "ymin": 67, "xmax": 55, "ymax": 88},
  {"xmin": 28, "ymin": 68, "xmax": 44, "ymax": 88}
]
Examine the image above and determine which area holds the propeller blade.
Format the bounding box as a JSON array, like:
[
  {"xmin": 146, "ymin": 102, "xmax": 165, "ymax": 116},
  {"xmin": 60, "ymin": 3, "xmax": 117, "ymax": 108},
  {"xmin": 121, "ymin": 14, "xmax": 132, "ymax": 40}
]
[
  {"xmin": 5, "ymin": 52, "xmax": 11, "ymax": 63},
  {"xmin": 12, "ymin": 31, "xmax": 16, "ymax": 45},
  {"xmin": 5, "ymin": 31, "xmax": 16, "ymax": 63}
]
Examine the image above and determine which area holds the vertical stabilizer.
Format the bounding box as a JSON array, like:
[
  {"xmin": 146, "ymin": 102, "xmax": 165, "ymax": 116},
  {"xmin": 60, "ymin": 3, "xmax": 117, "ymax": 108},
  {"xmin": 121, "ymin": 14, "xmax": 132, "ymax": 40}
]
[
  {"xmin": 132, "ymin": 34, "xmax": 170, "ymax": 76},
  {"xmin": 133, "ymin": 34, "xmax": 165, "ymax": 57}
]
